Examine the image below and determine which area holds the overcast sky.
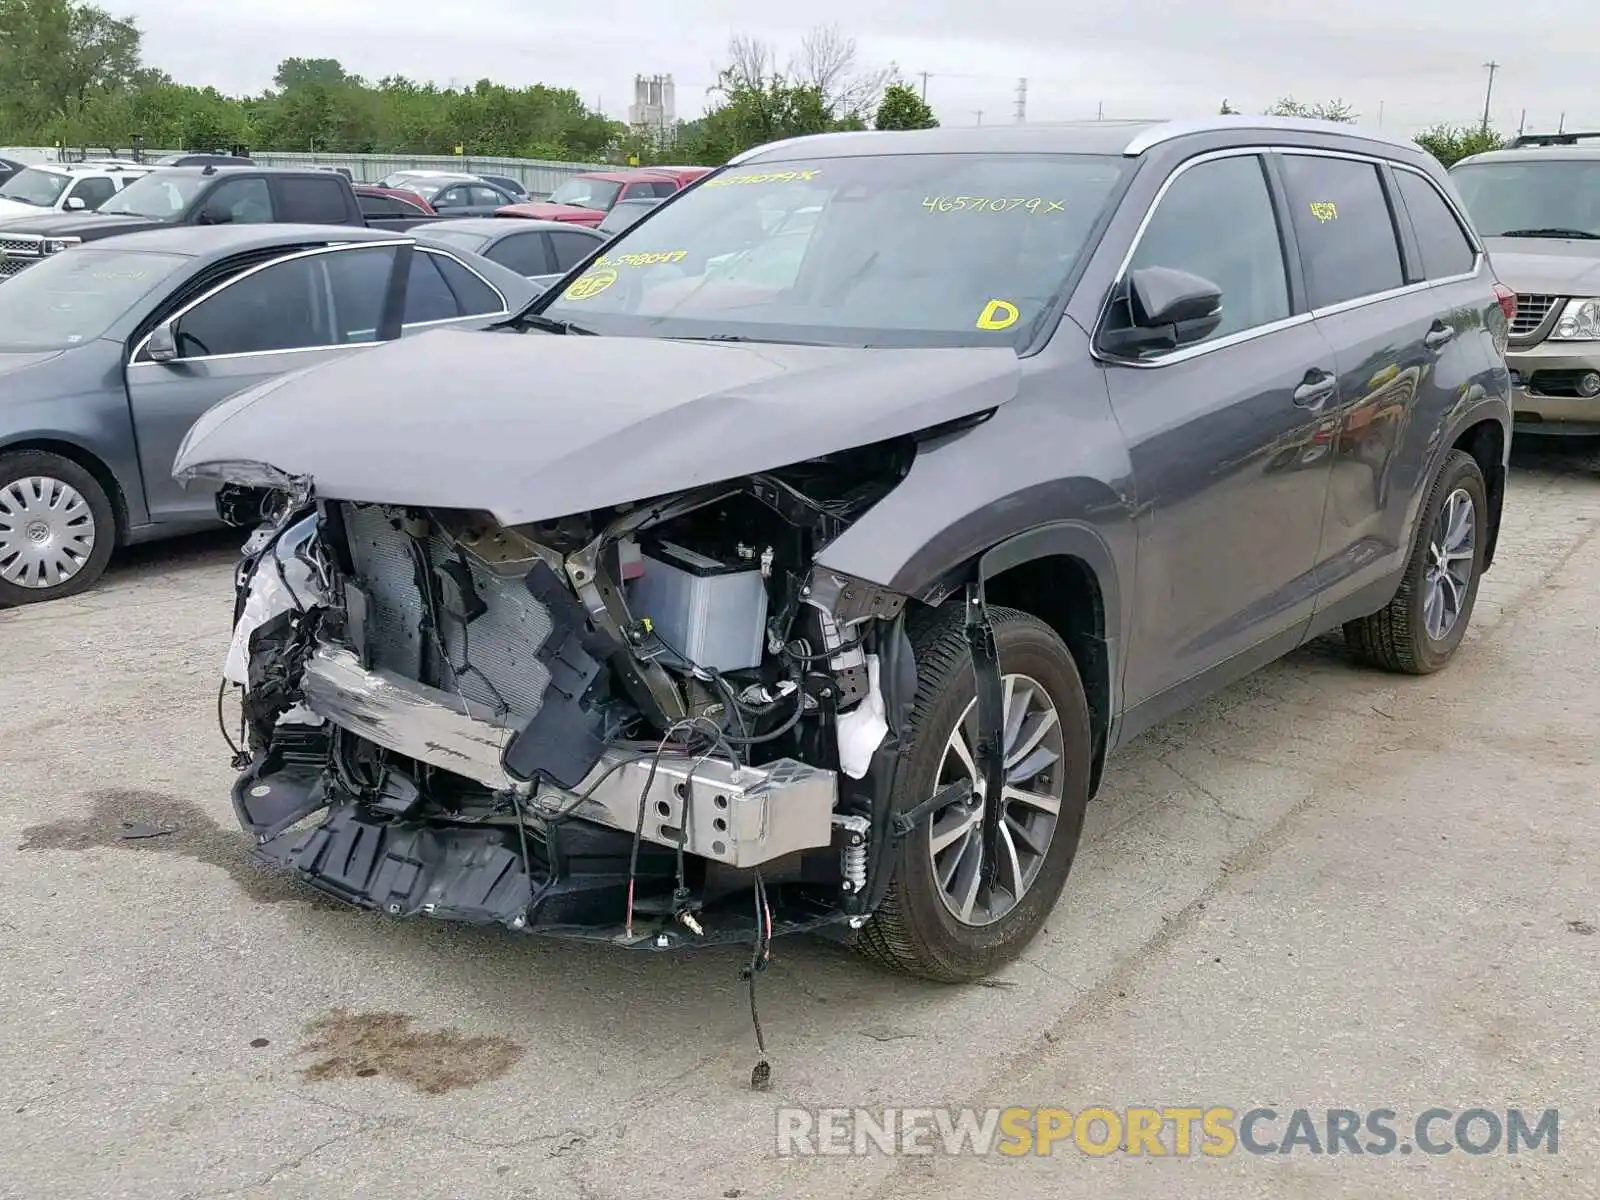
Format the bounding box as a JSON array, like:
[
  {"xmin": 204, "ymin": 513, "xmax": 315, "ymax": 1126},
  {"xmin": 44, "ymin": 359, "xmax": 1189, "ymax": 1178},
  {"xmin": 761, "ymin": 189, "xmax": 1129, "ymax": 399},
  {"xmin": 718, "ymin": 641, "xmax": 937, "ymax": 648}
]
[{"xmin": 126, "ymin": 0, "xmax": 1598, "ymax": 138}]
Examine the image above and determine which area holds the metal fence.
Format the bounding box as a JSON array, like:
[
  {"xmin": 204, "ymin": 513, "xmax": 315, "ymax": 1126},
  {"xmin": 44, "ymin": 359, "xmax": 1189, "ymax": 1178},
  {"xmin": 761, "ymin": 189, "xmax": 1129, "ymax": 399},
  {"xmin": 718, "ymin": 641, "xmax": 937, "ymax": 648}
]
[{"xmin": 3, "ymin": 147, "xmax": 609, "ymax": 198}]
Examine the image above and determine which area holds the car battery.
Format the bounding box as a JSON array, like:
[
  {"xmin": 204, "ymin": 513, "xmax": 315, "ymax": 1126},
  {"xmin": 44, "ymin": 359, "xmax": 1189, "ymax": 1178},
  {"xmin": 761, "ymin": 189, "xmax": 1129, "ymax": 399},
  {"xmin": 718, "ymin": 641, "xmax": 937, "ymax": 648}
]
[{"xmin": 627, "ymin": 540, "xmax": 769, "ymax": 673}]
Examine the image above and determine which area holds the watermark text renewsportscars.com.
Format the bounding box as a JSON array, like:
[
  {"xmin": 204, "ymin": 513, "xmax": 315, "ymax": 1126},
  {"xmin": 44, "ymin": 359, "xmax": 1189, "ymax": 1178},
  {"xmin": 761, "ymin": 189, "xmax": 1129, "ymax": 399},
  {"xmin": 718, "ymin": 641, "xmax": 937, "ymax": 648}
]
[{"xmin": 776, "ymin": 1106, "xmax": 1560, "ymax": 1158}]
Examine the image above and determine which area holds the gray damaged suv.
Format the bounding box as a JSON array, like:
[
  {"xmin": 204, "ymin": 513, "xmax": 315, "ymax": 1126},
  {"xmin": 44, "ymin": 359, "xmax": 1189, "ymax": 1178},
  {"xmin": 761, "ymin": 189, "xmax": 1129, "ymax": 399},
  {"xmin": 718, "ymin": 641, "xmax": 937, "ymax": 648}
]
[
  {"xmin": 174, "ymin": 117, "xmax": 1512, "ymax": 983},
  {"xmin": 1451, "ymin": 135, "xmax": 1600, "ymax": 436}
]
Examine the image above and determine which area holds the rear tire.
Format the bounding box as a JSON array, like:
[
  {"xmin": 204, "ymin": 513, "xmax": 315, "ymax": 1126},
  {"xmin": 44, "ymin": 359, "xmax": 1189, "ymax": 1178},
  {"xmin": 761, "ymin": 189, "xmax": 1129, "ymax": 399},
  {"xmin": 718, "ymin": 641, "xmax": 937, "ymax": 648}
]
[
  {"xmin": 0, "ymin": 450, "xmax": 116, "ymax": 607},
  {"xmin": 1343, "ymin": 448, "xmax": 1487, "ymax": 674},
  {"xmin": 857, "ymin": 606, "xmax": 1092, "ymax": 983}
]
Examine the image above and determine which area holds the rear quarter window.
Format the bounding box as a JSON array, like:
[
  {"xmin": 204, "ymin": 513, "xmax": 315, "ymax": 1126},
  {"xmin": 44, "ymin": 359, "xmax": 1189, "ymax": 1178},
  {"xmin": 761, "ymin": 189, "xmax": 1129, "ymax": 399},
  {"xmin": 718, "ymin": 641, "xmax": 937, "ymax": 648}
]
[
  {"xmin": 1278, "ymin": 154, "xmax": 1405, "ymax": 308},
  {"xmin": 278, "ymin": 177, "xmax": 353, "ymax": 224},
  {"xmin": 1394, "ymin": 169, "xmax": 1478, "ymax": 280}
]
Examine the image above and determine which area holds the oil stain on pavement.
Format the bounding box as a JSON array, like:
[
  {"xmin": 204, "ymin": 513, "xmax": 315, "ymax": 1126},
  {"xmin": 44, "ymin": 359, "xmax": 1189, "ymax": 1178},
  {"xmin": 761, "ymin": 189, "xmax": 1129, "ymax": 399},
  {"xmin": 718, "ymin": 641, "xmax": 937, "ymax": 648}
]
[
  {"xmin": 298, "ymin": 1009, "xmax": 525, "ymax": 1094},
  {"xmin": 17, "ymin": 788, "xmax": 340, "ymax": 908}
]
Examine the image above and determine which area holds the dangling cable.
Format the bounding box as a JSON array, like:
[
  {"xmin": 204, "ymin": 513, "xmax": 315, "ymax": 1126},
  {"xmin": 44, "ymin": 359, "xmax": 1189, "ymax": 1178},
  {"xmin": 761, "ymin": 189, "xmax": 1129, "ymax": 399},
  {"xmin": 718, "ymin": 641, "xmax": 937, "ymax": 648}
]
[{"xmin": 744, "ymin": 867, "xmax": 772, "ymax": 1090}]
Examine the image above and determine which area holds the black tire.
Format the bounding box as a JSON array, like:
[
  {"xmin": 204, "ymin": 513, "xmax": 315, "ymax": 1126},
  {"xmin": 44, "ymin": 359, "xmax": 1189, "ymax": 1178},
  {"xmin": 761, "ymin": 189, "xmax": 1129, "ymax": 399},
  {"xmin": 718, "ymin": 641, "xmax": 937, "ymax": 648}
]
[
  {"xmin": 0, "ymin": 450, "xmax": 117, "ymax": 607},
  {"xmin": 1343, "ymin": 448, "xmax": 1487, "ymax": 674},
  {"xmin": 857, "ymin": 606, "xmax": 1093, "ymax": 983}
]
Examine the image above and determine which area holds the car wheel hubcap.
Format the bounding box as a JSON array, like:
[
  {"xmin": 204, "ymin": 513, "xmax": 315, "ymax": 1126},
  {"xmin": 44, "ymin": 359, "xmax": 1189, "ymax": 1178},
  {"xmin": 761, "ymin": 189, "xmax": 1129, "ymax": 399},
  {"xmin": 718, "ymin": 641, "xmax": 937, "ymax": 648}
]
[
  {"xmin": 927, "ymin": 672, "xmax": 1065, "ymax": 928},
  {"xmin": 1423, "ymin": 487, "xmax": 1474, "ymax": 641},
  {"xmin": 0, "ymin": 476, "xmax": 97, "ymax": 590}
]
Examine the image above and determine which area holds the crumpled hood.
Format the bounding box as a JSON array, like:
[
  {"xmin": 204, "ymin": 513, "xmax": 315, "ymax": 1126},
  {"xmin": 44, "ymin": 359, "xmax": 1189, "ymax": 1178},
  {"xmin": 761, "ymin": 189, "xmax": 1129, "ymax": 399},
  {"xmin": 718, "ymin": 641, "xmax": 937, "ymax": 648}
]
[
  {"xmin": 173, "ymin": 328, "xmax": 1021, "ymax": 526},
  {"xmin": 1484, "ymin": 237, "xmax": 1600, "ymax": 295}
]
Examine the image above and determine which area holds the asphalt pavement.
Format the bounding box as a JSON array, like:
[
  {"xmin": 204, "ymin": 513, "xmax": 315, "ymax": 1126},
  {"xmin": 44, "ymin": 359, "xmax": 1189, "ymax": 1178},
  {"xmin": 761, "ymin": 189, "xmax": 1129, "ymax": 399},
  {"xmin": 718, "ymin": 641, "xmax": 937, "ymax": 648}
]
[{"xmin": 1, "ymin": 440, "xmax": 1597, "ymax": 1200}]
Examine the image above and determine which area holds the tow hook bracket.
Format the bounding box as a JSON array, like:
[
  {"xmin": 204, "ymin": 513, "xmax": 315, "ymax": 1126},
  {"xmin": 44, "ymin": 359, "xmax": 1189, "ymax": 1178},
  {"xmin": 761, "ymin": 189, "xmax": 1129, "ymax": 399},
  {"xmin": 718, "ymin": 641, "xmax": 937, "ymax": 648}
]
[{"xmin": 964, "ymin": 584, "xmax": 1006, "ymax": 893}]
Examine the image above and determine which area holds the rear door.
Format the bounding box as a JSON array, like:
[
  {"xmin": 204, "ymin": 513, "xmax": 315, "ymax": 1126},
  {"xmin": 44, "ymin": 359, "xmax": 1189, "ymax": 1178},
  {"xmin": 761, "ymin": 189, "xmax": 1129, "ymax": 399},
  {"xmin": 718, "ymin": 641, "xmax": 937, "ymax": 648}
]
[
  {"xmin": 274, "ymin": 175, "xmax": 356, "ymax": 225},
  {"xmin": 124, "ymin": 242, "xmax": 405, "ymax": 522},
  {"xmin": 546, "ymin": 228, "xmax": 603, "ymax": 273},
  {"xmin": 1276, "ymin": 152, "xmax": 1482, "ymax": 612},
  {"xmin": 482, "ymin": 230, "xmax": 552, "ymax": 276},
  {"xmin": 1104, "ymin": 150, "xmax": 1340, "ymax": 710}
]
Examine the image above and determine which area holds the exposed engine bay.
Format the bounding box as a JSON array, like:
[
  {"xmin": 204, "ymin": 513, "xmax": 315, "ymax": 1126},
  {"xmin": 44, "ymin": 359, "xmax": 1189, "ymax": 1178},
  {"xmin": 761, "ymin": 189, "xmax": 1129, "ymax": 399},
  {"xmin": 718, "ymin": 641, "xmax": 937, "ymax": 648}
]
[{"xmin": 218, "ymin": 436, "xmax": 965, "ymax": 953}]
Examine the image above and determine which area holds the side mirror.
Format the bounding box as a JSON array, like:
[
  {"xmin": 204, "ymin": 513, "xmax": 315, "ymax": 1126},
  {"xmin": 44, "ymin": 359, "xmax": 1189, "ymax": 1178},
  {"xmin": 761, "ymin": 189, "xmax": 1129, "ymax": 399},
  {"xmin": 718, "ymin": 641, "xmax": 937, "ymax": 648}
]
[
  {"xmin": 146, "ymin": 322, "xmax": 178, "ymax": 363},
  {"xmin": 1100, "ymin": 266, "xmax": 1224, "ymax": 357},
  {"xmin": 64, "ymin": 196, "xmax": 86, "ymax": 211},
  {"xmin": 197, "ymin": 204, "xmax": 233, "ymax": 226}
]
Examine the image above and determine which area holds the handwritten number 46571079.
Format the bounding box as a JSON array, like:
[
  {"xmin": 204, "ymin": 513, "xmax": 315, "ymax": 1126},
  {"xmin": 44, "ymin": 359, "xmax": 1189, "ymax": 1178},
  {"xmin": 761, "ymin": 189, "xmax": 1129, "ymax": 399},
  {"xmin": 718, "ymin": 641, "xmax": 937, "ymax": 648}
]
[{"xmin": 922, "ymin": 196, "xmax": 1066, "ymax": 214}]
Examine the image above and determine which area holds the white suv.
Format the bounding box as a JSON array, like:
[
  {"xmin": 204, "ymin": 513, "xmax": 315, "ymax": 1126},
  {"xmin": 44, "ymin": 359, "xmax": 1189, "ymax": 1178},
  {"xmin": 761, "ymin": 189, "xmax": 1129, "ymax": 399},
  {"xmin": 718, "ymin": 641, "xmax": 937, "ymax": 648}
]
[{"xmin": 0, "ymin": 162, "xmax": 148, "ymax": 221}]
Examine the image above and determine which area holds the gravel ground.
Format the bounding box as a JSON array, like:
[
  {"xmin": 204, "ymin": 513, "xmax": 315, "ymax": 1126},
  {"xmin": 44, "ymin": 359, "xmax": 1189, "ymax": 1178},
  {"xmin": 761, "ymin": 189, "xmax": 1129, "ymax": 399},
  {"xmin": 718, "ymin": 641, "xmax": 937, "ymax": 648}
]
[{"xmin": 1, "ymin": 440, "xmax": 1596, "ymax": 1200}]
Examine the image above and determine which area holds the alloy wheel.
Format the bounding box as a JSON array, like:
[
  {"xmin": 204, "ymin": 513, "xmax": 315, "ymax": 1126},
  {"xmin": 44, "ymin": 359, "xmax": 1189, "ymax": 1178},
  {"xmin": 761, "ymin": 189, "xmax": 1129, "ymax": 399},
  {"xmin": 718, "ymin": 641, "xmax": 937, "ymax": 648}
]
[
  {"xmin": 927, "ymin": 673, "xmax": 1066, "ymax": 927},
  {"xmin": 1423, "ymin": 487, "xmax": 1475, "ymax": 641},
  {"xmin": 0, "ymin": 475, "xmax": 98, "ymax": 590}
]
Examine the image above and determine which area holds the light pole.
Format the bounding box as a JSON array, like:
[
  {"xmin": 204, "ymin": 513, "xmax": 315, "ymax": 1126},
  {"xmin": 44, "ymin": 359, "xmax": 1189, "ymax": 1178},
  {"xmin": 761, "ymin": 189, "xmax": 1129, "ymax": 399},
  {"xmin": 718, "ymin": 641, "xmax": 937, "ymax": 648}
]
[{"xmin": 1481, "ymin": 61, "xmax": 1499, "ymax": 136}]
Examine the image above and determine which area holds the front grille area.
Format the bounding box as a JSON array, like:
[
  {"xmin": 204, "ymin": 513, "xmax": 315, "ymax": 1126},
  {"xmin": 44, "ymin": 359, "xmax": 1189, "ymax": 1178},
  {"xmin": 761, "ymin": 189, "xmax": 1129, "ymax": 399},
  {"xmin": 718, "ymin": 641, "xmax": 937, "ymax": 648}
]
[
  {"xmin": 0, "ymin": 236, "xmax": 40, "ymax": 257},
  {"xmin": 0, "ymin": 258, "xmax": 33, "ymax": 278},
  {"xmin": 1511, "ymin": 293, "xmax": 1561, "ymax": 338},
  {"xmin": 338, "ymin": 504, "xmax": 556, "ymax": 724}
]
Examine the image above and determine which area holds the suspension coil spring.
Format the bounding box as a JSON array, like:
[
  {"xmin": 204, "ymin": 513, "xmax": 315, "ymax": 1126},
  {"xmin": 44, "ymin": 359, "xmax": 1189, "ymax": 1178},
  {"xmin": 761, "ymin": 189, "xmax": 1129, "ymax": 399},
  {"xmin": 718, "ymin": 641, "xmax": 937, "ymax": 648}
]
[{"xmin": 833, "ymin": 813, "xmax": 870, "ymax": 894}]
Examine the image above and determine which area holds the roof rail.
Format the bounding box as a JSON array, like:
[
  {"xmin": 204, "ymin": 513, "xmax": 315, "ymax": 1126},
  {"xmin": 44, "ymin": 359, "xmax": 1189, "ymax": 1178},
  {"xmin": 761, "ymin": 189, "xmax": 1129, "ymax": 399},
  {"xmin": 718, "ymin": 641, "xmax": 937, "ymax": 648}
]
[
  {"xmin": 1123, "ymin": 114, "xmax": 1421, "ymax": 157},
  {"xmin": 1507, "ymin": 131, "xmax": 1600, "ymax": 148}
]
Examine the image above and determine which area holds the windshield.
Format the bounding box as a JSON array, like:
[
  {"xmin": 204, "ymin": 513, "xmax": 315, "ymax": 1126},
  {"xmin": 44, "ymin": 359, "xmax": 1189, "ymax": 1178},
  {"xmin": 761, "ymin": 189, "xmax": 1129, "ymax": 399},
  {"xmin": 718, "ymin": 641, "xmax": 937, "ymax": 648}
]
[
  {"xmin": 0, "ymin": 168, "xmax": 71, "ymax": 207},
  {"xmin": 0, "ymin": 248, "xmax": 188, "ymax": 351},
  {"xmin": 98, "ymin": 172, "xmax": 204, "ymax": 220},
  {"xmin": 547, "ymin": 177, "xmax": 622, "ymax": 211},
  {"xmin": 419, "ymin": 227, "xmax": 491, "ymax": 253},
  {"xmin": 539, "ymin": 153, "xmax": 1130, "ymax": 348},
  {"xmin": 1451, "ymin": 159, "xmax": 1600, "ymax": 238}
]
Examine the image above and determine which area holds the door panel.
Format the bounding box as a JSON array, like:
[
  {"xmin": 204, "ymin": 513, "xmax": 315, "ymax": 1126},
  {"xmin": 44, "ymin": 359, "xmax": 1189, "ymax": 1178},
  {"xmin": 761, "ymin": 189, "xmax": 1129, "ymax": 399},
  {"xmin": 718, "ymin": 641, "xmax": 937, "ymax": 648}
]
[
  {"xmin": 1102, "ymin": 152, "xmax": 1338, "ymax": 706},
  {"xmin": 1111, "ymin": 322, "xmax": 1340, "ymax": 705}
]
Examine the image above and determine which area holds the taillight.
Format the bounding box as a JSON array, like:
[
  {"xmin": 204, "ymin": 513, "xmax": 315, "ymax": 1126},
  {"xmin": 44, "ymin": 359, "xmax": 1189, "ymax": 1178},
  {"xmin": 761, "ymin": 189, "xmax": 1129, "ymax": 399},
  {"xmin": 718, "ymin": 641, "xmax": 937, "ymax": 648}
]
[{"xmin": 1493, "ymin": 282, "xmax": 1517, "ymax": 323}]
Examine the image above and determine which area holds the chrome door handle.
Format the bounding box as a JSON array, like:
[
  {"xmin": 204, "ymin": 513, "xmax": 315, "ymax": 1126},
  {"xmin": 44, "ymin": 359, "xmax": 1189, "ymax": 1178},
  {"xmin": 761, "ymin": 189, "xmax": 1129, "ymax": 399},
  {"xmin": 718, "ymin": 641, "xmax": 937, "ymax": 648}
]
[{"xmin": 1424, "ymin": 323, "xmax": 1456, "ymax": 350}]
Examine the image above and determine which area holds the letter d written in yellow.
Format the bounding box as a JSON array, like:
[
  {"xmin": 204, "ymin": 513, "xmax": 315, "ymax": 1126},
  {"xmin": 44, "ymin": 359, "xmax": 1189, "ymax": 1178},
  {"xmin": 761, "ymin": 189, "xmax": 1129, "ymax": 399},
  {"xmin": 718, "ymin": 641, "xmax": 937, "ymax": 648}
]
[{"xmin": 976, "ymin": 299, "xmax": 1020, "ymax": 330}]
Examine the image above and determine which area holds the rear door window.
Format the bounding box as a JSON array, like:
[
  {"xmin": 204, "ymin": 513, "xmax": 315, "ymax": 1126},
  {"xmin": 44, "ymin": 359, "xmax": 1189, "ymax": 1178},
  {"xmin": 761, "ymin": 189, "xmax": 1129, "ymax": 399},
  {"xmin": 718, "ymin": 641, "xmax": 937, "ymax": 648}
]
[
  {"xmin": 428, "ymin": 251, "xmax": 504, "ymax": 315},
  {"xmin": 321, "ymin": 245, "xmax": 400, "ymax": 342},
  {"xmin": 548, "ymin": 230, "xmax": 601, "ymax": 271},
  {"xmin": 277, "ymin": 176, "xmax": 352, "ymax": 223},
  {"xmin": 204, "ymin": 178, "xmax": 275, "ymax": 224},
  {"xmin": 1394, "ymin": 169, "xmax": 1478, "ymax": 280},
  {"xmin": 485, "ymin": 232, "xmax": 551, "ymax": 276},
  {"xmin": 1278, "ymin": 154, "xmax": 1405, "ymax": 308},
  {"xmin": 402, "ymin": 251, "xmax": 463, "ymax": 324}
]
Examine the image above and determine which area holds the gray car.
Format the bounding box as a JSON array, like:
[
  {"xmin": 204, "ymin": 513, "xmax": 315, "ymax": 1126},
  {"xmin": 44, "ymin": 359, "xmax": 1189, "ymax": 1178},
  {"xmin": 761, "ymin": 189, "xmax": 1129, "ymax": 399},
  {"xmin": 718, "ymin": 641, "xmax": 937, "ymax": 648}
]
[
  {"xmin": 1451, "ymin": 137, "xmax": 1600, "ymax": 436},
  {"xmin": 175, "ymin": 117, "xmax": 1512, "ymax": 983},
  {"xmin": 406, "ymin": 217, "xmax": 605, "ymax": 279},
  {"xmin": 0, "ymin": 224, "xmax": 537, "ymax": 604}
]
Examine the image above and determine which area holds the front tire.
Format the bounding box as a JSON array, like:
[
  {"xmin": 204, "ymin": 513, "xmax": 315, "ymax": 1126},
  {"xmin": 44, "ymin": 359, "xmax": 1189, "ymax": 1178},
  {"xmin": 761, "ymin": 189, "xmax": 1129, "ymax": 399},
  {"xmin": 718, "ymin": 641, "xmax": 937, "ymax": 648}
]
[
  {"xmin": 1343, "ymin": 448, "xmax": 1487, "ymax": 674},
  {"xmin": 0, "ymin": 450, "xmax": 116, "ymax": 607},
  {"xmin": 858, "ymin": 606, "xmax": 1092, "ymax": 982}
]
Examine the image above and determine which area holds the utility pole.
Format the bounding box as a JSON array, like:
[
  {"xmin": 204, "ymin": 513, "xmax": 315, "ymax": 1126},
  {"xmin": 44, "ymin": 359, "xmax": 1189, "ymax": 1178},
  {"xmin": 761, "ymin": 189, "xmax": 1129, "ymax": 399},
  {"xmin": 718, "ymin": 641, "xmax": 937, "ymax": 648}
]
[
  {"xmin": 1377, "ymin": 100, "xmax": 1384, "ymax": 127},
  {"xmin": 1518, "ymin": 108, "xmax": 1526, "ymax": 136},
  {"xmin": 1014, "ymin": 78, "xmax": 1027, "ymax": 123},
  {"xmin": 973, "ymin": 109, "xmax": 983, "ymax": 126},
  {"xmin": 1096, "ymin": 100, "xmax": 1104, "ymax": 120},
  {"xmin": 1480, "ymin": 61, "xmax": 1499, "ymax": 135},
  {"xmin": 917, "ymin": 71, "xmax": 929, "ymax": 102}
]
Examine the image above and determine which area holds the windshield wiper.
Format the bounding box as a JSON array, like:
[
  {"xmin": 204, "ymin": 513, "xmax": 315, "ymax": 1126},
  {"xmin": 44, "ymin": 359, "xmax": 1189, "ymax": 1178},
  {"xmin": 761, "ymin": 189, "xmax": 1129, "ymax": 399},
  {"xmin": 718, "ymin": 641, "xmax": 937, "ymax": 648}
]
[
  {"xmin": 1495, "ymin": 227, "xmax": 1600, "ymax": 240},
  {"xmin": 503, "ymin": 311, "xmax": 598, "ymax": 335}
]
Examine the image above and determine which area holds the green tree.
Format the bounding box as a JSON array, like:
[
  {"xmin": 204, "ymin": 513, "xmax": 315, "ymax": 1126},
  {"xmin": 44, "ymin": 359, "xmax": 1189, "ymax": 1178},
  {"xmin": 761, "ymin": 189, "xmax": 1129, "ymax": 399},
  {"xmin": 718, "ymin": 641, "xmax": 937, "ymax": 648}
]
[
  {"xmin": 272, "ymin": 57, "xmax": 349, "ymax": 90},
  {"xmin": 1414, "ymin": 123, "xmax": 1505, "ymax": 167},
  {"xmin": 0, "ymin": 0, "xmax": 141, "ymax": 134},
  {"xmin": 1266, "ymin": 96, "xmax": 1357, "ymax": 123},
  {"xmin": 875, "ymin": 82, "xmax": 937, "ymax": 130},
  {"xmin": 1219, "ymin": 99, "xmax": 1238, "ymax": 114}
]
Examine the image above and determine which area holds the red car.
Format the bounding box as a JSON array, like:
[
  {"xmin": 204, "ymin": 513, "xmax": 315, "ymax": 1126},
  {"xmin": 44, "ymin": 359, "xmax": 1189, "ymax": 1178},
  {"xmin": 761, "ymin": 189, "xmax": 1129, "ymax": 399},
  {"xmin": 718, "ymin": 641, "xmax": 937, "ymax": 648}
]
[
  {"xmin": 495, "ymin": 168, "xmax": 693, "ymax": 227},
  {"xmin": 353, "ymin": 185, "xmax": 437, "ymax": 217}
]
